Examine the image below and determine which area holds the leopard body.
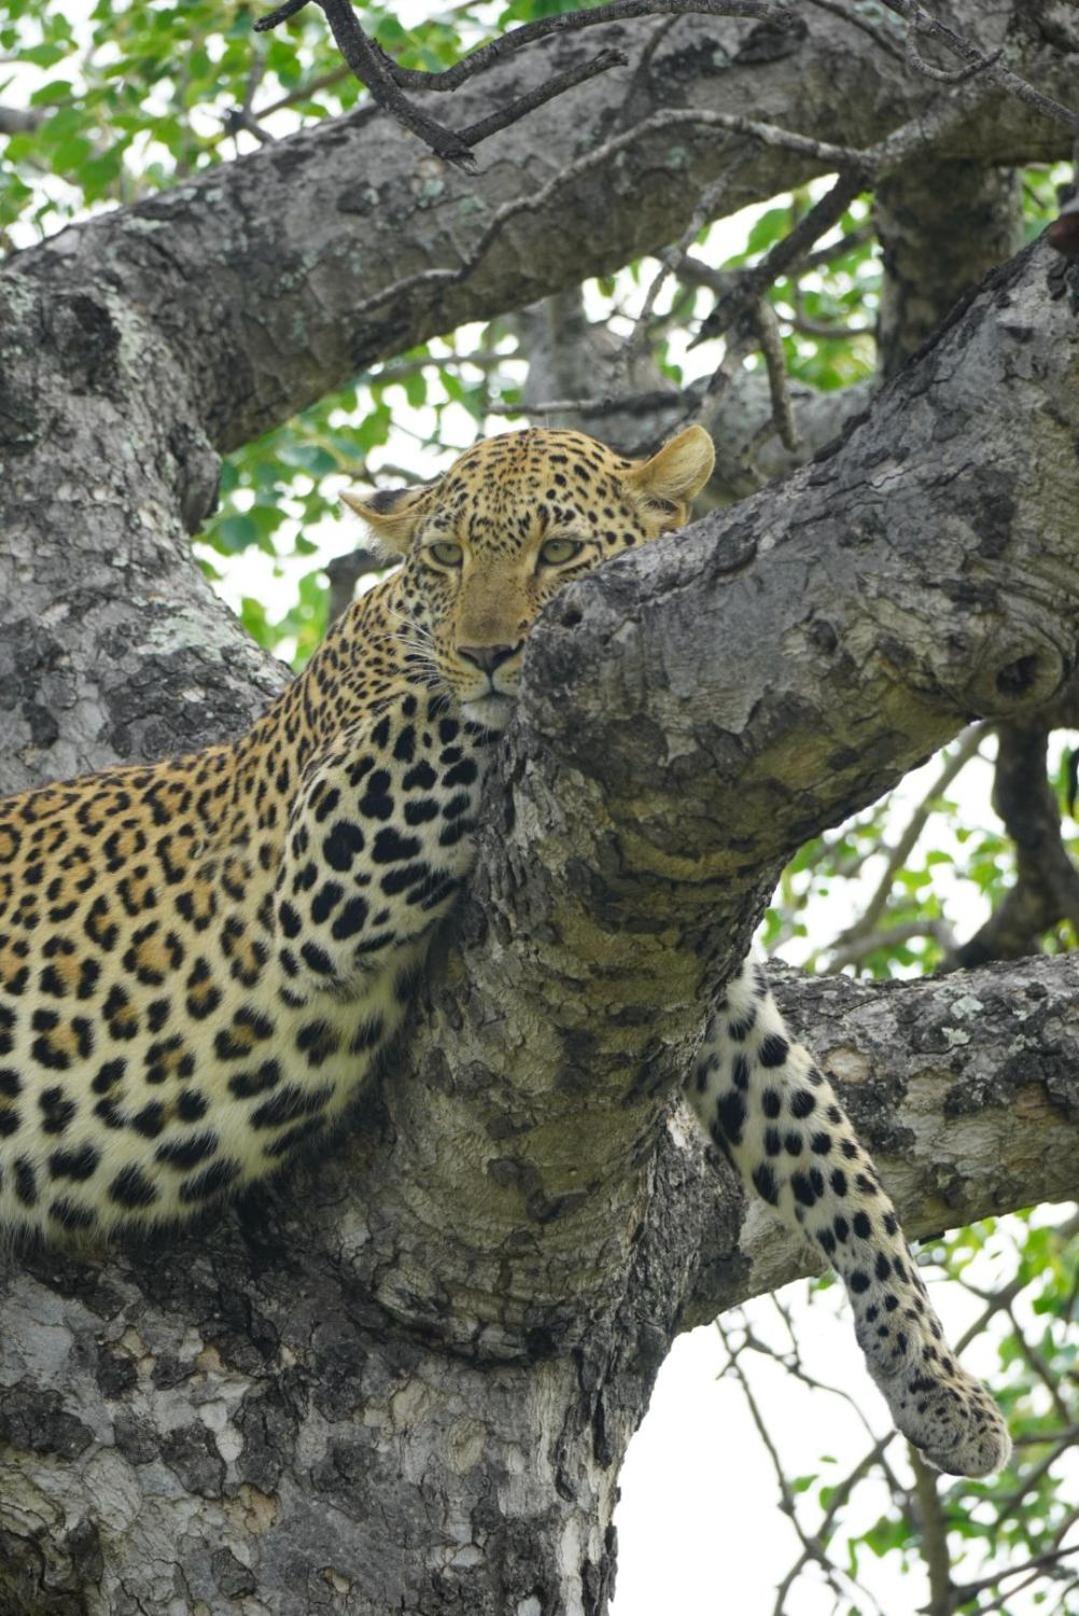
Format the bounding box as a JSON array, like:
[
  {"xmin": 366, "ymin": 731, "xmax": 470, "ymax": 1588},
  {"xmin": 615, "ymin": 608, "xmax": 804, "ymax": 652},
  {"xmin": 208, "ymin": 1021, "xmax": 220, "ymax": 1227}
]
[{"xmin": 0, "ymin": 425, "xmax": 1009, "ymax": 1475}]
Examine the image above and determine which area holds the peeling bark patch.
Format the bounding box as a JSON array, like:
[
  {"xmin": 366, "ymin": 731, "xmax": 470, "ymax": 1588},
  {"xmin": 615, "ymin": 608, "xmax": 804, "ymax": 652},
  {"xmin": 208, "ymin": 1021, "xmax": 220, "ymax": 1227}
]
[
  {"xmin": 160, "ymin": 1422, "xmax": 226, "ymax": 1498},
  {"xmin": 0, "ymin": 377, "xmax": 41, "ymax": 453},
  {"xmin": 52, "ymin": 294, "xmax": 121, "ymax": 397},
  {"xmin": 212, "ymin": 1547, "xmax": 257, "ymax": 1598},
  {"xmin": 0, "ymin": 1385, "xmax": 94, "ymax": 1459},
  {"xmin": 235, "ymin": 1380, "xmax": 301, "ymax": 1492},
  {"xmin": 971, "ymin": 468, "xmax": 1016, "ymax": 558}
]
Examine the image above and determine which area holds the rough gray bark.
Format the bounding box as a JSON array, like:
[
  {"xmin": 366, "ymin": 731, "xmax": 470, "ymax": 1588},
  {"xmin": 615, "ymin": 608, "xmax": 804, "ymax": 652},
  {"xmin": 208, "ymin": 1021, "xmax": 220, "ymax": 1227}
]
[
  {"xmin": 875, "ymin": 158, "xmax": 1025, "ymax": 378},
  {"xmin": 2, "ymin": 3, "xmax": 1079, "ymax": 1609}
]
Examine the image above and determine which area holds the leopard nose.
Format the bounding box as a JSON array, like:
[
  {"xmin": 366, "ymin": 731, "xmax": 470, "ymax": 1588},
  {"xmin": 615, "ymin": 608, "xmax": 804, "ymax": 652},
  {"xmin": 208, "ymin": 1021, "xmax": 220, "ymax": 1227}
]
[{"xmin": 458, "ymin": 642, "xmax": 523, "ymax": 673}]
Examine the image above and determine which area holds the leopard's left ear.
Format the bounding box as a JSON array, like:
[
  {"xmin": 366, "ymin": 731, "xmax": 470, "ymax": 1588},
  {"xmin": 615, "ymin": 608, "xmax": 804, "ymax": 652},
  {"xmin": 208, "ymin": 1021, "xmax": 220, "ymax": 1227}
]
[
  {"xmin": 340, "ymin": 478, "xmax": 441, "ymax": 557},
  {"xmin": 625, "ymin": 425, "xmax": 715, "ymax": 528}
]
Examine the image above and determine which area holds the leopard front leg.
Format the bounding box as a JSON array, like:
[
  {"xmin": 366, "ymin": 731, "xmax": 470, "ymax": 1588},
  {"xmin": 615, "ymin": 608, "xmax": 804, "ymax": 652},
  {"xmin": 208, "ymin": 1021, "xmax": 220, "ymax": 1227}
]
[
  {"xmin": 275, "ymin": 702, "xmax": 492, "ymax": 999},
  {"xmin": 689, "ymin": 957, "xmax": 1011, "ymax": 1477}
]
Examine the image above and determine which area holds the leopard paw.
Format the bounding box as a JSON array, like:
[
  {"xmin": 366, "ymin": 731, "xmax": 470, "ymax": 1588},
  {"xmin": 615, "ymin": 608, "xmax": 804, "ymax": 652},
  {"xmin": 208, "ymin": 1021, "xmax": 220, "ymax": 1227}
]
[{"xmin": 870, "ymin": 1357, "xmax": 1011, "ymax": 1477}]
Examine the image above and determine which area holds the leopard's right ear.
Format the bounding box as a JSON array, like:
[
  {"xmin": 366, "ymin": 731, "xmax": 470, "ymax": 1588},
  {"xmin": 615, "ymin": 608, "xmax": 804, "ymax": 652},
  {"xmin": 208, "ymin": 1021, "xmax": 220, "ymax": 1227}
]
[{"xmin": 340, "ymin": 479, "xmax": 440, "ymax": 557}]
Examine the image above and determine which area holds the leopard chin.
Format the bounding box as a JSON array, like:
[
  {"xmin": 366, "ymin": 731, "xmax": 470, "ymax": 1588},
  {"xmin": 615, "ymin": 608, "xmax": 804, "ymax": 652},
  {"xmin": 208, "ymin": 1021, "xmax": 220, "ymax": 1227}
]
[{"xmin": 461, "ymin": 693, "xmax": 516, "ymax": 732}]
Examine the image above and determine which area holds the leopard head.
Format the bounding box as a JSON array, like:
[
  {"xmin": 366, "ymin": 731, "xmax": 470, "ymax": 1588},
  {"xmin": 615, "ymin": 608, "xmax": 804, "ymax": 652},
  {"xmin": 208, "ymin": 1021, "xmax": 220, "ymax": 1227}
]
[{"xmin": 342, "ymin": 425, "xmax": 714, "ymax": 729}]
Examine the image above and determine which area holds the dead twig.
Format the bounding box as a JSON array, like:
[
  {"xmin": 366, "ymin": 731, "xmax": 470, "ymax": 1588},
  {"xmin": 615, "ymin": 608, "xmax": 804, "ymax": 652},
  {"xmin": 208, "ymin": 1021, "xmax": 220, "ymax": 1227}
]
[
  {"xmin": 804, "ymin": 0, "xmax": 905, "ymax": 62},
  {"xmin": 749, "ymin": 296, "xmax": 799, "ymax": 450},
  {"xmin": 344, "ymin": 106, "xmax": 866, "ymax": 327},
  {"xmin": 692, "ymin": 168, "xmax": 868, "ymax": 346},
  {"xmin": 824, "ymin": 726, "xmax": 985, "ymax": 969},
  {"xmin": 880, "ymin": 0, "xmax": 1079, "ymax": 135},
  {"xmin": 256, "ymin": 0, "xmax": 788, "ymax": 168},
  {"xmin": 485, "ymin": 387, "xmax": 682, "ymax": 419}
]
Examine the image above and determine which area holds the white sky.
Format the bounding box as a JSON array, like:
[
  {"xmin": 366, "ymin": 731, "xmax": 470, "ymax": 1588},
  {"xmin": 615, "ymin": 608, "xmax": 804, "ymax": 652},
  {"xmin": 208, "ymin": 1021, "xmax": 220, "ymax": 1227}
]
[{"xmin": 3, "ymin": 10, "xmax": 1075, "ymax": 1613}]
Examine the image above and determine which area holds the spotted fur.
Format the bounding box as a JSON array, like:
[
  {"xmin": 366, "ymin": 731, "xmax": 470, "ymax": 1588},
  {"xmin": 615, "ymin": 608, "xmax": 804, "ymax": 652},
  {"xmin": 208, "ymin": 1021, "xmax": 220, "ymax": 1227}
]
[{"xmin": 0, "ymin": 425, "xmax": 1008, "ymax": 1475}]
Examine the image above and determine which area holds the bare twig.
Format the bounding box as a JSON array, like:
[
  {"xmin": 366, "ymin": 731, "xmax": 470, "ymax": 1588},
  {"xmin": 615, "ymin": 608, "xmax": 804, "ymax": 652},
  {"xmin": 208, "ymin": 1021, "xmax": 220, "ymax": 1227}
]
[
  {"xmin": 345, "ymin": 107, "xmax": 866, "ymax": 327},
  {"xmin": 952, "ymin": 1544, "xmax": 1079, "ymax": 1604},
  {"xmin": 716, "ymin": 1317, "xmax": 889, "ymax": 1616},
  {"xmin": 485, "ymin": 387, "xmax": 681, "ymax": 418},
  {"xmin": 1004, "ymin": 1302, "xmax": 1073, "ymax": 1426},
  {"xmin": 909, "ymin": 1447, "xmax": 953, "ymax": 1616},
  {"xmin": 256, "ymin": 0, "xmax": 789, "ymax": 166},
  {"xmin": 224, "ymin": 50, "xmax": 276, "ymax": 147},
  {"xmin": 787, "ymin": 311, "xmax": 872, "ymax": 339},
  {"xmin": 457, "ymin": 48, "xmax": 629, "ymax": 150},
  {"xmin": 879, "ymin": 0, "xmax": 1079, "ymax": 135},
  {"xmin": 825, "ymin": 918, "xmax": 955, "ymax": 973},
  {"xmin": 692, "ymin": 168, "xmax": 868, "ymax": 345},
  {"xmin": 623, "ymin": 154, "xmax": 752, "ymax": 368},
  {"xmin": 749, "ymin": 296, "xmax": 799, "ymax": 450},
  {"xmin": 380, "ymin": 0, "xmax": 786, "ymax": 94},
  {"xmin": 825, "ymin": 726, "xmax": 985, "ymax": 967}
]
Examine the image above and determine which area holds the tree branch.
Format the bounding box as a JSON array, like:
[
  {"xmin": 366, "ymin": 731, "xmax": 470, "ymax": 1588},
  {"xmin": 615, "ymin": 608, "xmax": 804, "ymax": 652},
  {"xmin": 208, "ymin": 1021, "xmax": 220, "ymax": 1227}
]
[
  {"xmin": 256, "ymin": 0, "xmax": 788, "ymax": 165},
  {"xmin": 949, "ymin": 724, "xmax": 1079, "ymax": 968},
  {"xmin": 4, "ymin": 4, "xmax": 1071, "ymax": 470}
]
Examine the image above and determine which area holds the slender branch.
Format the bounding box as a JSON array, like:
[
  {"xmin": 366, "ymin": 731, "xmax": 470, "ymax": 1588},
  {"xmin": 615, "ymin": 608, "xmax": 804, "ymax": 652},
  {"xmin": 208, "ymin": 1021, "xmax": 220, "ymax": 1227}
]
[
  {"xmin": 456, "ymin": 47, "xmax": 629, "ymax": 149},
  {"xmin": 750, "ymin": 296, "xmax": 800, "ymax": 450},
  {"xmin": 716, "ymin": 1317, "xmax": 890, "ymax": 1616},
  {"xmin": 825, "ymin": 726, "xmax": 986, "ymax": 966},
  {"xmin": 880, "ymin": 0, "xmax": 1079, "ymax": 136},
  {"xmin": 787, "ymin": 312, "xmax": 872, "ymax": 339},
  {"xmin": 343, "ymin": 107, "xmax": 868, "ymax": 327},
  {"xmin": 622, "ymin": 154, "xmax": 752, "ymax": 367},
  {"xmin": 804, "ymin": 0, "xmax": 905, "ymax": 62},
  {"xmin": 909, "ymin": 1447, "xmax": 953, "ymax": 1616},
  {"xmin": 825, "ymin": 918, "xmax": 955, "ymax": 973},
  {"xmin": 375, "ymin": 0, "xmax": 789, "ymax": 94},
  {"xmin": 952, "ymin": 1544, "xmax": 1079, "ymax": 1603},
  {"xmin": 1004, "ymin": 1302, "xmax": 1073, "ymax": 1427},
  {"xmin": 692, "ymin": 168, "xmax": 868, "ymax": 345},
  {"xmin": 803, "ymin": 220, "xmax": 875, "ymax": 269},
  {"xmin": 256, "ymin": 0, "xmax": 789, "ymax": 166},
  {"xmin": 485, "ymin": 387, "xmax": 682, "ymax": 418}
]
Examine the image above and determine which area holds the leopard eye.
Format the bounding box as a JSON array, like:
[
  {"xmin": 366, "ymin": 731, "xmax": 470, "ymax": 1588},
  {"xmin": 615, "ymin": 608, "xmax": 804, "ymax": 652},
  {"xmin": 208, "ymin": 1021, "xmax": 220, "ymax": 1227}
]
[
  {"xmin": 539, "ymin": 537, "xmax": 586, "ymax": 567},
  {"xmin": 426, "ymin": 541, "xmax": 463, "ymax": 568}
]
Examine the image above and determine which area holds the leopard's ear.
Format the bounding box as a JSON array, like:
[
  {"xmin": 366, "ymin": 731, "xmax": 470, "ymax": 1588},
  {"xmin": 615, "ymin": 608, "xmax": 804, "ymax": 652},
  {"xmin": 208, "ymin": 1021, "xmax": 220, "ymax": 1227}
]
[
  {"xmin": 340, "ymin": 479, "xmax": 441, "ymax": 556},
  {"xmin": 625, "ymin": 425, "xmax": 715, "ymax": 530}
]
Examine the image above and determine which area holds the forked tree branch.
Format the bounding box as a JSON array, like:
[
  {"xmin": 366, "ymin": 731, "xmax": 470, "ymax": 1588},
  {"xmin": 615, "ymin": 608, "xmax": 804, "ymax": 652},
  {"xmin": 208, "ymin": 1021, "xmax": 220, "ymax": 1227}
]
[{"xmin": 256, "ymin": 0, "xmax": 790, "ymax": 165}]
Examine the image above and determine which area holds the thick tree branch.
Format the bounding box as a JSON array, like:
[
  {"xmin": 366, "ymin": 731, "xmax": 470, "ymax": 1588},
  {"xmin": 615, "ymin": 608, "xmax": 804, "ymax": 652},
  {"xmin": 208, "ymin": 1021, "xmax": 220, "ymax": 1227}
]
[{"xmin": 3, "ymin": 5, "xmax": 1073, "ymax": 461}]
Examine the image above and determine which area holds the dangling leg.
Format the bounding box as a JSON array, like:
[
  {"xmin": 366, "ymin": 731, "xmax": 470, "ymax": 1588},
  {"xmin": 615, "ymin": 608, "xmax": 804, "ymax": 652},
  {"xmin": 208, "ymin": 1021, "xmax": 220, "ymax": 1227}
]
[{"xmin": 688, "ymin": 956, "xmax": 1010, "ymax": 1477}]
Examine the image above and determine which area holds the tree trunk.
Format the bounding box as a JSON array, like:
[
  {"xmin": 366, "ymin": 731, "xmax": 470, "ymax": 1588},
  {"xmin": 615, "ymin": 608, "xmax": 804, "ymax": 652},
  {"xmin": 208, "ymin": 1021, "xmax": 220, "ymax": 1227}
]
[{"xmin": 3, "ymin": 3, "xmax": 1079, "ymax": 1608}]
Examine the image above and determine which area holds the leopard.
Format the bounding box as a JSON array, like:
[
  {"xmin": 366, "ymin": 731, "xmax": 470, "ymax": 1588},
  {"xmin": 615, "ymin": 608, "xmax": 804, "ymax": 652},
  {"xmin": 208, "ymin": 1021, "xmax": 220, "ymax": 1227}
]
[{"xmin": 0, "ymin": 423, "xmax": 1009, "ymax": 1477}]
